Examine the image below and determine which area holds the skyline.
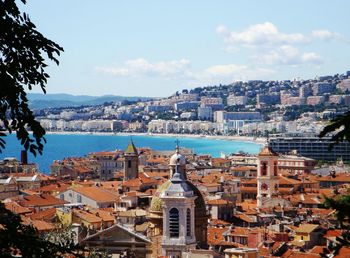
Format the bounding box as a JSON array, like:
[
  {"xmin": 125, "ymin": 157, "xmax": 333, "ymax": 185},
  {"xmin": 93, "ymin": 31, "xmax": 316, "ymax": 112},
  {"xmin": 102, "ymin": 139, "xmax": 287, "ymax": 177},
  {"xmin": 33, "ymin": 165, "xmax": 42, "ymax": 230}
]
[{"xmin": 24, "ymin": 0, "xmax": 350, "ymax": 97}]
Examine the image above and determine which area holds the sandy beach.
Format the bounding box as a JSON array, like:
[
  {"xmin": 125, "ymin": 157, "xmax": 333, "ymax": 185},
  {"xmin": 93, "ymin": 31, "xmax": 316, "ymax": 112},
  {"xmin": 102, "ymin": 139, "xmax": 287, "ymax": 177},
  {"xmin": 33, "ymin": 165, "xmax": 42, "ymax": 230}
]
[{"xmin": 45, "ymin": 131, "xmax": 266, "ymax": 145}]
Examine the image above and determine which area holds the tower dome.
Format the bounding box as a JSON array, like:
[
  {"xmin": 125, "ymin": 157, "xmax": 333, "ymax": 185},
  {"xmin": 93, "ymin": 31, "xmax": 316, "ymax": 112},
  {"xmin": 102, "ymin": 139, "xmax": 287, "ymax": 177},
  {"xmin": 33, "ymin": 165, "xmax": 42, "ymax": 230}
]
[
  {"xmin": 149, "ymin": 146, "xmax": 208, "ymax": 247},
  {"xmin": 169, "ymin": 152, "xmax": 186, "ymax": 166}
]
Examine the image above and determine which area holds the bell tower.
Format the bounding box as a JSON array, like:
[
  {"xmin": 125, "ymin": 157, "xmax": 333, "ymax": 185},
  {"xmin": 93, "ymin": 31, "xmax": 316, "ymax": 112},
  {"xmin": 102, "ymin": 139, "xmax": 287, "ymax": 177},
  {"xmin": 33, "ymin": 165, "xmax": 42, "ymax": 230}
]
[
  {"xmin": 160, "ymin": 147, "xmax": 196, "ymax": 257},
  {"xmin": 257, "ymin": 146, "xmax": 279, "ymax": 208},
  {"xmin": 124, "ymin": 140, "xmax": 139, "ymax": 181}
]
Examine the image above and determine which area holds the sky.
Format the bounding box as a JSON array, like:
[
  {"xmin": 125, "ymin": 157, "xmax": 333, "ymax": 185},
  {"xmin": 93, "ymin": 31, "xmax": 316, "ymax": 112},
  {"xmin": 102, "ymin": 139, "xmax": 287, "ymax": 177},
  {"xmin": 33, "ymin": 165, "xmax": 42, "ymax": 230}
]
[{"xmin": 23, "ymin": 0, "xmax": 350, "ymax": 97}]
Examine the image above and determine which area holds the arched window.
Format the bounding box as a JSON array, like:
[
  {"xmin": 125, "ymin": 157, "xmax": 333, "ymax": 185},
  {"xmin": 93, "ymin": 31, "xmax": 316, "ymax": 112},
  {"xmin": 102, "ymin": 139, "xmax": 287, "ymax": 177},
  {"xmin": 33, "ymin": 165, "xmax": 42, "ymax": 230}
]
[
  {"xmin": 186, "ymin": 208, "xmax": 191, "ymax": 237},
  {"xmin": 274, "ymin": 161, "xmax": 278, "ymax": 176},
  {"xmin": 169, "ymin": 208, "xmax": 179, "ymax": 238},
  {"xmin": 261, "ymin": 162, "xmax": 267, "ymax": 176}
]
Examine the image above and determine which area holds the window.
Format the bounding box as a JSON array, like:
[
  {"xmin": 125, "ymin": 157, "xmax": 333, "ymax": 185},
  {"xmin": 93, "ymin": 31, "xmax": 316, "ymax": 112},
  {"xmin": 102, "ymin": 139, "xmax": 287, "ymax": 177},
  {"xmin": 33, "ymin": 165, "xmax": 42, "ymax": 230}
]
[
  {"xmin": 169, "ymin": 208, "xmax": 179, "ymax": 238},
  {"xmin": 186, "ymin": 209, "xmax": 191, "ymax": 237},
  {"xmin": 59, "ymin": 194, "xmax": 64, "ymax": 200},
  {"xmin": 274, "ymin": 161, "xmax": 278, "ymax": 176},
  {"xmin": 77, "ymin": 194, "xmax": 82, "ymax": 203},
  {"xmin": 128, "ymin": 160, "xmax": 131, "ymax": 168},
  {"xmin": 261, "ymin": 162, "xmax": 267, "ymax": 176}
]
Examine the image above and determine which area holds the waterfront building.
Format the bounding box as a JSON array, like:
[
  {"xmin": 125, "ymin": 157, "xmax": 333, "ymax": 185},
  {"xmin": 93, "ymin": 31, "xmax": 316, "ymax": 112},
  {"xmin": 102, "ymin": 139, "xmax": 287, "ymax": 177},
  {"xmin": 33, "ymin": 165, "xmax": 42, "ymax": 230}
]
[
  {"xmin": 257, "ymin": 94, "xmax": 280, "ymax": 106},
  {"xmin": 269, "ymin": 133, "xmax": 350, "ymax": 161},
  {"xmin": 145, "ymin": 105, "xmax": 173, "ymax": 113},
  {"xmin": 214, "ymin": 111, "xmax": 262, "ymax": 123},
  {"xmin": 307, "ymin": 96, "xmax": 325, "ymax": 106},
  {"xmin": 198, "ymin": 106, "xmax": 213, "ymax": 121},
  {"xmin": 227, "ymin": 95, "xmax": 248, "ymax": 106},
  {"xmin": 174, "ymin": 101, "xmax": 200, "ymax": 111},
  {"xmin": 299, "ymin": 84, "xmax": 313, "ymax": 98},
  {"xmin": 337, "ymin": 78, "xmax": 350, "ymax": 92},
  {"xmin": 312, "ymin": 82, "xmax": 335, "ymax": 95}
]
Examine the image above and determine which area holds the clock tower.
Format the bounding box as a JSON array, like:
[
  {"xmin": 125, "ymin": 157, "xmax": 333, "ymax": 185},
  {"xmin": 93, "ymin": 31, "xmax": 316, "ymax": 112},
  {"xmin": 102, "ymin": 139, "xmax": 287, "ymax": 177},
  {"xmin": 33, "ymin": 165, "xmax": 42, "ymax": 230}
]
[{"xmin": 257, "ymin": 146, "xmax": 279, "ymax": 208}]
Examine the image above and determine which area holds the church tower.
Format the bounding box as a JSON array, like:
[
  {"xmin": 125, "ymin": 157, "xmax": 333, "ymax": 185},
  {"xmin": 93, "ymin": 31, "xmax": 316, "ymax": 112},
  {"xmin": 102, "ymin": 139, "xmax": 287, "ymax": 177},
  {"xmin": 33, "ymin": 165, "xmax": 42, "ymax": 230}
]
[
  {"xmin": 124, "ymin": 140, "xmax": 139, "ymax": 181},
  {"xmin": 160, "ymin": 147, "xmax": 196, "ymax": 257},
  {"xmin": 257, "ymin": 146, "xmax": 279, "ymax": 208}
]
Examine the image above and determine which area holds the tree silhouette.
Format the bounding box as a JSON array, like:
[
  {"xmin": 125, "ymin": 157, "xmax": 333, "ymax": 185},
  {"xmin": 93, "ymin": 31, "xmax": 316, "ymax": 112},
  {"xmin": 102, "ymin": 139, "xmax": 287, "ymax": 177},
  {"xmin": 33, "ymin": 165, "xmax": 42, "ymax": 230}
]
[
  {"xmin": 319, "ymin": 111, "xmax": 350, "ymax": 149},
  {"xmin": 0, "ymin": 202, "xmax": 83, "ymax": 258},
  {"xmin": 0, "ymin": 0, "xmax": 63, "ymax": 155}
]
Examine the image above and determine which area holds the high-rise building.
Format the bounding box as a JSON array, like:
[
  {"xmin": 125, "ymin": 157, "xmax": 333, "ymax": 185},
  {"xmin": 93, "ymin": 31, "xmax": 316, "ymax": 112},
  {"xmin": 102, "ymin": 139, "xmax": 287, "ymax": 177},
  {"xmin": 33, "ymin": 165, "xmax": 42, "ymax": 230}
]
[{"xmin": 268, "ymin": 133, "xmax": 350, "ymax": 162}]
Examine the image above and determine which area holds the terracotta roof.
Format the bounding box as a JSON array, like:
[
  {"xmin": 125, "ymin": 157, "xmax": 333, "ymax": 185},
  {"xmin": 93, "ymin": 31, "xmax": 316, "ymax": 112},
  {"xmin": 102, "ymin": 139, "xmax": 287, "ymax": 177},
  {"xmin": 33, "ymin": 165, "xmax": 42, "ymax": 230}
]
[
  {"xmin": 207, "ymin": 227, "xmax": 230, "ymax": 245},
  {"xmin": 231, "ymin": 166, "xmax": 257, "ymax": 171},
  {"xmin": 30, "ymin": 207, "xmax": 57, "ymax": 221},
  {"xmin": 309, "ymin": 246, "xmax": 327, "ymax": 254},
  {"xmin": 234, "ymin": 213, "xmax": 256, "ymax": 223},
  {"xmin": 122, "ymin": 173, "xmax": 158, "ymax": 187},
  {"xmin": 259, "ymin": 146, "xmax": 278, "ymax": 156},
  {"xmin": 72, "ymin": 186, "xmax": 119, "ymax": 203},
  {"xmin": 288, "ymin": 252, "xmax": 320, "ymax": 258},
  {"xmin": 39, "ymin": 183, "xmax": 70, "ymax": 194},
  {"xmin": 73, "ymin": 209, "xmax": 101, "ymax": 223},
  {"xmin": 207, "ymin": 199, "xmax": 234, "ymax": 205},
  {"xmin": 4, "ymin": 201, "xmax": 32, "ymax": 214},
  {"xmin": 209, "ymin": 219, "xmax": 231, "ymax": 226},
  {"xmin": 324, "ymin": 229, "xmax": 343, "ymax": 238},
  {"xmin": 15, "ymin": 194, "xmax": 67, "ymax": 208},
  {"xmin": 335, "ymin": 247, "xmax": 350, "ymax": 258},
  {"xmin": 295, "ymin": 223, "xmax": 319, "ymax": 234},
  {"xmin": 90, "ymin": 209, "xmax": 115, "ymax": 222},
  {"xmin": 228, "ymin": 227, "xmax": 251, "ymax": 237},
  {"xmin": 317, "ymin": 173, "xmax": 350, "ymax": 182},
  {"xmin": 21, "ymin": 216, "xmax": 55, "ymax": 232}
]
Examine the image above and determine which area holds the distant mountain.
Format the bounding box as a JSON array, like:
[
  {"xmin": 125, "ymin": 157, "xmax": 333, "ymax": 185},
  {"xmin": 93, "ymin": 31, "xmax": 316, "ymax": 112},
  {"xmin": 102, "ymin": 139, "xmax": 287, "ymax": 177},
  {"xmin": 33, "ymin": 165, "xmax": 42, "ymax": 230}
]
[{"xmin": 28, "ymin": 93, "xmax": 153, "ymax": 109}]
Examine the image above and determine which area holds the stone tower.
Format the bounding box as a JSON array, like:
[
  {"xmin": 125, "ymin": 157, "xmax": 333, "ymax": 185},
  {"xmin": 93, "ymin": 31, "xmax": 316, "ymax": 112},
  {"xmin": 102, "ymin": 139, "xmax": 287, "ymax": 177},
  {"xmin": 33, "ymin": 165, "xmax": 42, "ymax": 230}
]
[
  {"xmin": 124, "ymin": 140, "xmax": 139, "ymax": 181},
  {"xmin": 160, "ymin": 148, "xmax": 197, "ymax": 257},
  {"xmin": 257, "ymin": 146, "xmax": 279, "ymax": 208}
]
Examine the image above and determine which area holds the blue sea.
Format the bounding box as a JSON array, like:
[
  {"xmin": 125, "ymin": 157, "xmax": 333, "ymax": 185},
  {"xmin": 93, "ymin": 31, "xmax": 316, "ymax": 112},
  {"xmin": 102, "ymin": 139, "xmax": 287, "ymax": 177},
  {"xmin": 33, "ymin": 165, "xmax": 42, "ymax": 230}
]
[{"xmin": 0, "ymin": 134, "xmax": 262, "ymax": 174}]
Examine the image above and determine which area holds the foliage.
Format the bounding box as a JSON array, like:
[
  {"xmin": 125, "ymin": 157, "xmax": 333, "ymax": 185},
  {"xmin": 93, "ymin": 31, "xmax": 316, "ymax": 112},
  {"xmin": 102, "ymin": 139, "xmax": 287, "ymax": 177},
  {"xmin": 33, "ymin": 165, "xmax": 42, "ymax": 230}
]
[
  {"xmin": 319, "ymin": 111, "xmax": 350, "ymax": 149},
  {"xmin": 324, "ymin": 195, "xmax": 350, "ymax": 229},
  {"xmin": 0, "ymin": 0, "xmax": 63, "ymax": 155},
  {"xmin": 0, "ymin": 202, "xmax": 83, "ymax": 258},
  {"xmin": 322, "ymin": 195, "xmax": 350, "ymax": 256}
]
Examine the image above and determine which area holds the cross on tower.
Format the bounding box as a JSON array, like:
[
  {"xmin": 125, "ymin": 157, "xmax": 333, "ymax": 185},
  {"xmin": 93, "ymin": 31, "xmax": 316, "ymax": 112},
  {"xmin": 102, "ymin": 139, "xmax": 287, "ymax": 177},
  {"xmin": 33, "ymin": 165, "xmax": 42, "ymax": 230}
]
[{"xmin": 175, "ymin": 139, "xmax": 180, "ymax": 153}]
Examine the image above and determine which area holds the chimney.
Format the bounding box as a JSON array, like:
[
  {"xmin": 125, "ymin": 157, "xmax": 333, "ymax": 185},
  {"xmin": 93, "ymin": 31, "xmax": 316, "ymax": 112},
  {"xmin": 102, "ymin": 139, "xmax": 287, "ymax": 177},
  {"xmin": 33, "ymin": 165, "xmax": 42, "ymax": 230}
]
[{"xmin": 21, "ymin": 150, "xmax": 28, "ymax": 165}]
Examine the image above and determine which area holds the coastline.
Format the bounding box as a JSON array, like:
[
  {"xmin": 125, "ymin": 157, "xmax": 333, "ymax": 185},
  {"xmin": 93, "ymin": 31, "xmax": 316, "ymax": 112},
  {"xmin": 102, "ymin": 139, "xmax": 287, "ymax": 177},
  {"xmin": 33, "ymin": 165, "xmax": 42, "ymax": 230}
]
[{"xmin": 44, "ymin": 131, "xmax": 266, "ymax": 145}]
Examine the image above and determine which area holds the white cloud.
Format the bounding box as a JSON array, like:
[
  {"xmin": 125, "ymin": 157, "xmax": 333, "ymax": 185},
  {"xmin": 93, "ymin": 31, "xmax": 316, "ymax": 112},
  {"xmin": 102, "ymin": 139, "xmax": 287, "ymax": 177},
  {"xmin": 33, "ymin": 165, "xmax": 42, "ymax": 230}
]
[
  {"xmin": 96, "ymin": 58, "xmax": 190, "ymax": 77},
  {"xmin": 216, "ymin": 25, "xmax": 229, "ymax": 35},
  {"xmin": 301, "ymin": 52, "xmax": 323, "ymax": 64},
  {"xmin": 311, "ymin": 30, "xmax": 339, "ymax": 40},
  {"xmin": 217, "ymin": 22, "xmax": 309, "ymax": 47},
  {"xmin": 256, "ymin": 45, "xmax": 323, "ymax": 66},
  {"xmin": 204, "ymin": 64, "xmax": 247, "ymax": 76},
  {"xmin": 96, "ymin": 58, "xmax": 276, "ymax": 87},
  {"xmin": 190, "ymin": 64, "xmax": 276, "ymax": 85}
]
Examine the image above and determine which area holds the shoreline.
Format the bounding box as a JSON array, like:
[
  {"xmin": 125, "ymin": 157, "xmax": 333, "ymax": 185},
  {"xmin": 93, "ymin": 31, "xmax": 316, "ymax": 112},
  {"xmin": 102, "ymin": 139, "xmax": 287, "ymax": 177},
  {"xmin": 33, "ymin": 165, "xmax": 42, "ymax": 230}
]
[{"xmin": 44, "ymin": 131, "xmax": 266, "ymax": 145}]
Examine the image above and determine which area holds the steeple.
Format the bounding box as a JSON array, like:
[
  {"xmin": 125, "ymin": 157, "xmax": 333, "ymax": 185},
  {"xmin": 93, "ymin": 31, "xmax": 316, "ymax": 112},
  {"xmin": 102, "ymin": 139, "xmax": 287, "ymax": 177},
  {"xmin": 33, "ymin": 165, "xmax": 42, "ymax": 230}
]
[
  {"xmin": 125, "ymin": 138, "xmax": 138, "ymax": 155},
  {"xmin": 257, "ymin": 145, "xmax": 279, "ymax": 208},
  {"xmin": 160, "ymin": 145, "xmax": 197, "ymax": 256},
  {"xmin": 124, "ymin": 139, "xmax": 139, "ymax": 181}
]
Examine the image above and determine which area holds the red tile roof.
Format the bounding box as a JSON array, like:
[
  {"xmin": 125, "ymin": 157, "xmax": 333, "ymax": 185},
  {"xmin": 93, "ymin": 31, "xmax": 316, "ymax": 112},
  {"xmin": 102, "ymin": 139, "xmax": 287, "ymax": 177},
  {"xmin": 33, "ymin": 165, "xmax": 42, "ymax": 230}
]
[{"xmin": 73, "ymin": 186, "xmax": 119, "ymax": 203}]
